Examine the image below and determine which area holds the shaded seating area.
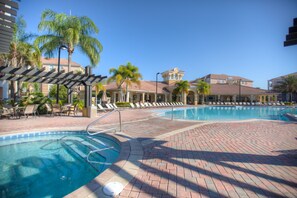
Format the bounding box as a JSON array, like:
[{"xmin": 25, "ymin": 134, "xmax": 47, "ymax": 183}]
[{"xmin": 0, "ymin": 66, "xmax": 106, "ymax": 118}]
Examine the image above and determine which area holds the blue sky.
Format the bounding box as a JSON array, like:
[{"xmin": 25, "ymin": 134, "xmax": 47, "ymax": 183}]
[{"xmin": 19, "ymin": 0, "xmax": 297, "ymax": 89}]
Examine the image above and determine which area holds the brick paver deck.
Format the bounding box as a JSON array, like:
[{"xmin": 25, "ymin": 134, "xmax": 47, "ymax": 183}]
[
  {"xmin": 1, "ymin": 109, "xmax": 297, "ymax": 197},
  {"xmin": 120, "ymin": 121, "xmax": 297, "ymax": 198}
]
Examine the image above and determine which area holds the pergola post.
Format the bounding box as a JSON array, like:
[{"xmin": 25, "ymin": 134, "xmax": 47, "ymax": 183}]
[
  {"xmin": 67, "ymin": 89, "xmax": 73, "ymax": 104},
  {"xmin": 83, "ymin": 66, "xmax": 96, "ymax": 118}
]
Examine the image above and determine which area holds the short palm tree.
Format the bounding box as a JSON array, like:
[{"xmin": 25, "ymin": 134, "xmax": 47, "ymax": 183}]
[
  {"xmin": 95, "ymin": 82, "xmax": 106, "ymax": 104},
  {"xmin": 174, "ymin": 80, "xmax": 190, "ymax": 104},
  {"xmin": 108, "ymin": 62, "xmax": 142, "ymax": 102},
  {"xmin": 35, "ymin": 9, "xmax": 102, "ymax": 71},
  {"xmin": 196, "ymin": 80, "xmax": 211, "ymax": 104},
  {"xmin": 274, "ymin": 75, "xmax": 297, "ymax": 102}
]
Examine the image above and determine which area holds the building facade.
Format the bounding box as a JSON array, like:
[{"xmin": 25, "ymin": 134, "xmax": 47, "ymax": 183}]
[
  {"xmin": 268, "ymin": 72, "xmax": 297, "ymax": 102},
  {"xmin": 40, "ymin": 58, "xmax": 84, "ymax": 96},
  {"xmin": 105, "ymin": 68, "xmax": 276, "ymax": 105}
]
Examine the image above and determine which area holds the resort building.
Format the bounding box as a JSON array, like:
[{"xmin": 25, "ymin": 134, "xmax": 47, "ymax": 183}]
[
  {"xmin": 268, "ymin": 72, "xmax": 297, "ymax": 102},
  {"xmin": 196, "ymin": 74, "xmax": 253, "ymax": 87},
  {"xmin": 40, "ymin": 58, "xmax": 84, "ymax": 96},
  {"xmin": 105, "ymin": 67, "xmax": 277, "ymax": 105}
]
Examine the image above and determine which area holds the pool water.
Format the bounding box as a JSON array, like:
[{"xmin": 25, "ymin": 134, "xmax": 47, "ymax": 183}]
[
  {"xmin": 159, "ymin": 106, "xmax": 297, "ymax": 121},
  {"xmin": 0, "ymin": 132, "xmax": 120, "ymax": 198}
]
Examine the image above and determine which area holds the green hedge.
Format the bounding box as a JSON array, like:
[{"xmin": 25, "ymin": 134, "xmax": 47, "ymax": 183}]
[
  {"xmin": 284, "ymin": 102, "xmax": 294, "ymax": 106},
  {"xmin": 116, "ymin": 102, "xmax": 130, "ymax": 107}
]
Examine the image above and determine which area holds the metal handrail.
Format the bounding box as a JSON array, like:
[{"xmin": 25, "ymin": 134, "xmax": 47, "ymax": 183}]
[
  {"xmin": 87, "ymin": 147, "xmax": 114, "ymax": 164},
  {"xmin": 86, "ymin": 109, "xmax": 122, "ymax": 135},
  {"xmin": 85, "ymin": 109, "xmax": 122, "ymax": 164}
]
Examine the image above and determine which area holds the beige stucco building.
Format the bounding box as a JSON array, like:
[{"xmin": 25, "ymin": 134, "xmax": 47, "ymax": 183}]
[
  {"xmin": 105, "ymin": 67, "xmax": 277, "ymax": 105},
  {"xmin": 40, "ymin": 58, "xmax": 84, "ymax": 96}
]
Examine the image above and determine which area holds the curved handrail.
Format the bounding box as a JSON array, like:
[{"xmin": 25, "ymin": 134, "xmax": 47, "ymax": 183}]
[
  {"xmin": 87, "ymin": 146, "xmax": 114, "ymax": 164},
  {"xmin": 86, "ymin": 109, "xmax": 122, "ymax": 135}
]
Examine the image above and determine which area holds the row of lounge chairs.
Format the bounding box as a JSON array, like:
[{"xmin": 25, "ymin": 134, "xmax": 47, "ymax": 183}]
[
  {"xmin": 208, "ymin": 101, "xmax": 286, "ymax": 106},
  {"xmin": 130, "ymin": 102, "xmax": 184, "ymax": 108},
  {"xmin": 97, "ymin": 102, "xmax": 185, "ymax": 112}
]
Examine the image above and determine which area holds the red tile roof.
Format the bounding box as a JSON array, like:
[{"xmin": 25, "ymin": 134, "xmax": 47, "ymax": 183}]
[
  {"xmin": 105, "ymin": 81, "xmax": 169, "ymax": 93},
  {"xmin": 41, "ymin": 58, "xmax": 81, "ymax": 67},
  {"xmin": 210, "ymin": 84, "xmax": 269, "ymax": 95}
]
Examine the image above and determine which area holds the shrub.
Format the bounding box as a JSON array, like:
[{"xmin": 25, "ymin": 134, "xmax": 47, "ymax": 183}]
[
  {"xmin": 116, "ymin": 102, "xmax": 130, "ymax": 107},
  {"xmin": 284, "ymin": 102, "xmax": 294, "ymax": 106}
]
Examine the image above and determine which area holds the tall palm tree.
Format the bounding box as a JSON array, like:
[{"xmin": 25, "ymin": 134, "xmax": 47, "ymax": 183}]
[
  {"xmin": 274, "ymin": 75, "xmax": 297, "ymax": 102},
  {"xmin": 0, "ymin": 16, "xmax": 41, "ymax": 100},
  {"xmin": 174, "ymin": 80, "xmax": 190, "ymax": 104},
  {"xmin": 35, "ymin": 9, "xmax": 103, "ymax": 71},
  {"xmin": 108, "ymin": 62, "xmax": 142, "ymax": 102},
  {"xmin": 196, "ymin": 80, "xmax": 211, "ymax": 104}
]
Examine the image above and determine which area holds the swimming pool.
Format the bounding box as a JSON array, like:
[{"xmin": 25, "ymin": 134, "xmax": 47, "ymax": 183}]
[
  {"xmin": 0, "ymin": 131, "xmax": 120, "ymax": 198},
  {"xmin": 158, "ymin": 106, "xmax": 297, "ymax": 121}
]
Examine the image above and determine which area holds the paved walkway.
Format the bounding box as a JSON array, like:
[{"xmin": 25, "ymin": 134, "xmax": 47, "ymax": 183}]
[
  {"xmin": 119, "ymin": 121, "xmax": 297, "ymax": 198},
  {"xmin": 1, "ymin": 109, "xmax": 297, "ymax": 197}
]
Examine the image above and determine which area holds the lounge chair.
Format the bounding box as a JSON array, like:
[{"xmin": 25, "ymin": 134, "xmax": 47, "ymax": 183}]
[
  {"xmin": 105, "ymin": 103, "xmax": 114, "ymax": 110},
  {"xmin": 19, "ymin": 104, "xmax": 37, "ymax": 118},
  {"xmin": 45, "ymin": 103, "xmax": 54, "ymax": 116},
  {"xmin": 130, "ymin": 103, "xmax": 135, "ymax": 108},
  {"xmin": 68, "ymin": 104, "xmax": 77, "ymax": 116},
  {"xmin": 135, "ymin": 103, "xmax": 141, "ymax": 108},
  {"xmin": 97, "ymin": 104, "xmax": 108, "ymax": 112},
  {"xmin": 113, "ymin": 103, "xmax": 119, "ymax": 109},
  {"xmin": 0, "ymin": 107, "xmax": 14, "ymax": 119}
]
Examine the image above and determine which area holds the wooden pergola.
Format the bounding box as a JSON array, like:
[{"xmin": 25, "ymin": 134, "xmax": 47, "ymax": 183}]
[{"xmin": 0, "ymin": 65, "xmax": 106, "ymax": 117}]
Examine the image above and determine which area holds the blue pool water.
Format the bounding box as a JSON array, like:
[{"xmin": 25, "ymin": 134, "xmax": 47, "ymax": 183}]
[
  {"xmin": 0, "ymin": 131, "xmax": 120, "ymax": 198},
  {"xmin": 158, "ymin": 106, "xmax": 297, "ymax": 121}
]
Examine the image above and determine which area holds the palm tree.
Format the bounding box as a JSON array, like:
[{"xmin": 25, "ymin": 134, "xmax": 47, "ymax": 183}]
[
  {"xmin": 174, "ymin": 80, "xmax": 190, "ymax": 104},
  {"xmin": 196, "ymin": 80, "xmax": 211, "ymax": 104},
  {"xmin": 35, "ymin": 9, "xmax": 103, "ymax": 72},
  {"xmin": 274, "ymin": 75, "xmax": 297, "ymax": 102},
  {"xmin": 108, "ymin": 62, "xmax": 142, "ymax": 102},
  {"xmin": 0, "ymin": 16, "xmax": 41, "ymax": 100},
  {"xmin": 95, "ymin": 82, "xmax": 106, "ymax": 104}
]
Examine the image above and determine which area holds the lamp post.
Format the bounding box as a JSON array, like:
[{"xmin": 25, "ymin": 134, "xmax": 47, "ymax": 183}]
[
  {"xmin": 238, "ymin": 79, "xmax": 242, "ymax": 103},
  {"xmin": 155, "ymin": 72, "xmax": 160, "ymax": 102},
  {"xmin": 56, "ymin": 45, "xmax": 68, "ymax": 104}
]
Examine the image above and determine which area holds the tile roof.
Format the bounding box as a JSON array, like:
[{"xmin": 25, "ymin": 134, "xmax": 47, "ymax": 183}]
[
  {"xmin": 268, "ymin": 72, "xmax": 297, "ymax": 81},
  {"xmin": 105, "ymin": 80, "xmax": 169, "ymax": 93},
  {"xmin": 41, "ymin": 58, "xmax": 81, "ymax": 67},
  {"xmin": 210, "ymin": 84, "xmax": 270, "ymax": 95},
  {"xmin": 196, "ymin": 74, "xmax": 253, "ymax": 82}
]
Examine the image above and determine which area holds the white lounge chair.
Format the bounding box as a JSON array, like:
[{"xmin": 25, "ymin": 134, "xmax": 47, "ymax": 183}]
[
  {"xmin": 97, "ymin": 104, "xmax": 108, "ymax": 112},
  {"xmin": 129, "ymin": 103, "xmax": 135, "ymax": 108}
]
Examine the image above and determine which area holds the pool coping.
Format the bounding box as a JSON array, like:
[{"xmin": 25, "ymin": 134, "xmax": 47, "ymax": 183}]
[
  {"xmin": 0, "ymin": 127, "xmax": 143, "ymax": 198},
  {"xmin": 66, "ymin": 131, "xmax": 143, "ymax": 198}
]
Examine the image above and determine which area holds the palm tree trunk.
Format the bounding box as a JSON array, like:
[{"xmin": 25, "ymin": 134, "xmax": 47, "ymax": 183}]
[
  {"xmin": 202, "ymin": 95, "xmax": 205, "ymax": 104},
  {"xmin": 68, "ymin": 52, "xmax": 72, "ymax": 73},
  {"xmin": 290, "ymin": 92, "xmax": 293, "ymax": 102},
  {"xmin": 125, "ymin": 84, "xmax": 129, "ymax": 102}
]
